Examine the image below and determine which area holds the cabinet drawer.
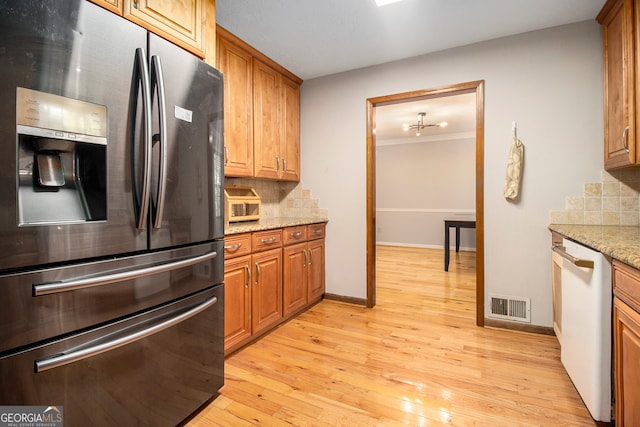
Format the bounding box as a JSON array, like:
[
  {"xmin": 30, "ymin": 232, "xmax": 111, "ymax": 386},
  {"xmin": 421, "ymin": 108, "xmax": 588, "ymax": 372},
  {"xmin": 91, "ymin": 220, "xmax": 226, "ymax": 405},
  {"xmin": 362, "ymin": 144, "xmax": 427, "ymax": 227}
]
[
  {"xmin": 614, "ymin": 260, "xmax": 640, "ymax": 313},
  {"xmin": 252, "ymin": 229, "xmax": 282, "ymax": 252},
  {"xmin": 307, "ymin": 223, "xmax": 326, "ymax": 240},
  {"xmin": 283, "ymin": 226, "xmax": 307, "ymax": 245},
  {"xmin": 224, "ymin": 234, "xmax": 252, "ymax": 259}
]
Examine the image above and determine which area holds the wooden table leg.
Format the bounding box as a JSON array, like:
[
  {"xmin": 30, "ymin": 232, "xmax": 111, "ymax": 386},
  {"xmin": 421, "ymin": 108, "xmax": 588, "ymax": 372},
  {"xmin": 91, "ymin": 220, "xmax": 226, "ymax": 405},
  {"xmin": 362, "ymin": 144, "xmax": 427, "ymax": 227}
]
[{"xmin": 444, "ymin": 223, "xmax": 450, "ymax": 271}]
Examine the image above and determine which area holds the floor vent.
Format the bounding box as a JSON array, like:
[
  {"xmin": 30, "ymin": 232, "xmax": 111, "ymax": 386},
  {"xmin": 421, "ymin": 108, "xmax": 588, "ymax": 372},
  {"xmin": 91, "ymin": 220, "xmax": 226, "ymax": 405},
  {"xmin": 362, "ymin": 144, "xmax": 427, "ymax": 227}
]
[{"xmin": 488, "ymin": 295, "xmax": 531, "ymax": 323}]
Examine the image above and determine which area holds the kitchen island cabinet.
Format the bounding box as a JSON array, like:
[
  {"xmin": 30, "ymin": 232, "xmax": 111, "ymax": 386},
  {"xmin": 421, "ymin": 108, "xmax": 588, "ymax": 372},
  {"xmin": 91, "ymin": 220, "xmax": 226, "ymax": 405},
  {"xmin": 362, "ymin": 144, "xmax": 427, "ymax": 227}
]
[
  {"xmin": 613, "ymin": 260, "xmax": 640, "ymax": 426},
  {"xmin": 598, "ymin": 0, "xmax": 639, "ymax": 170}
]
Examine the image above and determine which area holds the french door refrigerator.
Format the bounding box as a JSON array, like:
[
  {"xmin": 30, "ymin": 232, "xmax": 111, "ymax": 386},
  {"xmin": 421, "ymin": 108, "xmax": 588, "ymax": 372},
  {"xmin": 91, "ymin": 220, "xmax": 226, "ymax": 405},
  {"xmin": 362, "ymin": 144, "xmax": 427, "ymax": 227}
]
[{"xmin": 0, "ymin": 1, "xmax": 225, "ymax": 425}]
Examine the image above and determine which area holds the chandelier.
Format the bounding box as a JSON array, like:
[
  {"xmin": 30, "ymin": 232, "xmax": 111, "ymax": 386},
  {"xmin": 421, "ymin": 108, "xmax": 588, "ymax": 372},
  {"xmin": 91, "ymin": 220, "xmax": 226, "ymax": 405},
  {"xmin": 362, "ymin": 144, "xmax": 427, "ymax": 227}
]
[{"xmin": 402, "ymin": 112, "xmax": 447, "ymax": 136}]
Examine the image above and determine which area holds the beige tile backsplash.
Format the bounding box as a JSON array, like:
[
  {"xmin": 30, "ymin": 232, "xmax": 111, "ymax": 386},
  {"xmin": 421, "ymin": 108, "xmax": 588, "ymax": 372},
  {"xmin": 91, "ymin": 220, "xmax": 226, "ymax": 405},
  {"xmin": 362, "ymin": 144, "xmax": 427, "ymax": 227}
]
[
  {"xmin": 550, "ymin": 169, "xmax": 640, "ymax": 225},
  {"xmin": 226, "ymin": 178, "xmax": 328, "ymax": 219}
]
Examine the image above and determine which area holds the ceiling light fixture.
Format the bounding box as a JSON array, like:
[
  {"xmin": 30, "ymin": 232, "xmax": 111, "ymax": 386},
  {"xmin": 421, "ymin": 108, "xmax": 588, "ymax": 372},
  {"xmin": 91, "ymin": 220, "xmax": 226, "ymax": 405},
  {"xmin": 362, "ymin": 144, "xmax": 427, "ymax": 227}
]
[
  {"xmin": 402, "ymin": 112, "xmax": 448, "ymax": 136},
  {"xmin": 374, "ymin": 0, "xmax": 404, "ymax": 7}
]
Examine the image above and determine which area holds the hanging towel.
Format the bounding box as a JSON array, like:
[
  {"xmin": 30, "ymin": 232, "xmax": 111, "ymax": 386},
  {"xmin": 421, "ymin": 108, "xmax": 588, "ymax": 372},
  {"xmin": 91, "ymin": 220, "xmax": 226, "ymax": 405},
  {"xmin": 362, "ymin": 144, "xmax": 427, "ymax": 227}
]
[{"xmin": 503, "ymin": 137, "xmax": 524, "ymax": 201}]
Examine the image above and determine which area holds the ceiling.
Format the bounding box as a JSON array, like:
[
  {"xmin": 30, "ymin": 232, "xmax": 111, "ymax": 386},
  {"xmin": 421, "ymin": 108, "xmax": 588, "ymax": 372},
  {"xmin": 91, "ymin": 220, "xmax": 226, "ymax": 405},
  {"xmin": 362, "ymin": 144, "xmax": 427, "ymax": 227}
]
[
  {"xmin": 375, "ymin": 92, "xmax": 476, "ymax": 144},
  {"xmin": 216, "ymin": 0, "xmax": 606, "ymax": 143},
  {"xmin": 216, "ymin": 0, "xmax": 606, "ymax": 81}
]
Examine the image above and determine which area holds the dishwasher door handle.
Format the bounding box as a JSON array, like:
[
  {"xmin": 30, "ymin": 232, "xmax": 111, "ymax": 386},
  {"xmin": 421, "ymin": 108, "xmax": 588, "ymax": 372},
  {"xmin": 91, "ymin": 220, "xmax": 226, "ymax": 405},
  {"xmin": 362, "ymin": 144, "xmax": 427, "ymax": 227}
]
[{"xmin": 552, "ymin": 245, "xmax": 595, "ymax": 269}]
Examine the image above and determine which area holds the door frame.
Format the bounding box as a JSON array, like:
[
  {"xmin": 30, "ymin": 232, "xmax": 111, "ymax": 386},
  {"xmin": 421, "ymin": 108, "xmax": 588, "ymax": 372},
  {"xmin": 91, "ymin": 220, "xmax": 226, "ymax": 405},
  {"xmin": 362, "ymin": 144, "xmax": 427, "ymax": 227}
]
[{"xmin": 365, "ymin": 80, "xmax": 485, "ymax": 327}]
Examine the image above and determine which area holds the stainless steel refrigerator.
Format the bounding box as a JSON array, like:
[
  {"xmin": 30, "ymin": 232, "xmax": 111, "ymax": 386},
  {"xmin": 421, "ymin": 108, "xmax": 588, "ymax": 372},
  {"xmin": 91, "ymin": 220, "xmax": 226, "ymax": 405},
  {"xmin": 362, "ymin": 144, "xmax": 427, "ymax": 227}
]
[{"xmin": 0, "ymin": 1, "xmax": 225, "ymax": 425}]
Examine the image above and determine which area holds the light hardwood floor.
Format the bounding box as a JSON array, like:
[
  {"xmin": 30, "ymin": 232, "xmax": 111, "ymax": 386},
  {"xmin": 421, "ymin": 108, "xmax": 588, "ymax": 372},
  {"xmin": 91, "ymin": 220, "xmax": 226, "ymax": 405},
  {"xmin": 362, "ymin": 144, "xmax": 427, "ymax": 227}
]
[{"xmin": 187, "ymin": 245, "xmax": 595, "ymax": 426}]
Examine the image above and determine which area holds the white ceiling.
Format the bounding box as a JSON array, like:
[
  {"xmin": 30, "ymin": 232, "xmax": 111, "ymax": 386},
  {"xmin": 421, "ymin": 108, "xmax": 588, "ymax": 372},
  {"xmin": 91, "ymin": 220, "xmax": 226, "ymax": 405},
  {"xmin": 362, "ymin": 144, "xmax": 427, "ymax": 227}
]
[
  {"xmin": 216, "ymin": 0, "xmax": 606, "ymax": 143},
  {"xmin": 216, "ymin": 0, "xmax": 606, "ymax": 81},
  {"xmin": 375, "ymin": 92, "xmax": 476, "ymax": 144}
]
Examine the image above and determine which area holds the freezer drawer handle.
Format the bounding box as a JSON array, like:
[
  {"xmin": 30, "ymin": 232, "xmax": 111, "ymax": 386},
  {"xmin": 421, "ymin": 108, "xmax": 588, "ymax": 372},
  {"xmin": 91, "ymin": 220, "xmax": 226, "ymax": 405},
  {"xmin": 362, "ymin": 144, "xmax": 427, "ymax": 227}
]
[
  {"xmin": 551, "ymin": 245, "xmax": 594, "ymax": 269},
  {"xmin": 34, "ymin": 295, "xmax": 218, "ymax": 373},
  {"xmin": 33, "ymin": 250, "xmax": 218, "ymax": 296}
]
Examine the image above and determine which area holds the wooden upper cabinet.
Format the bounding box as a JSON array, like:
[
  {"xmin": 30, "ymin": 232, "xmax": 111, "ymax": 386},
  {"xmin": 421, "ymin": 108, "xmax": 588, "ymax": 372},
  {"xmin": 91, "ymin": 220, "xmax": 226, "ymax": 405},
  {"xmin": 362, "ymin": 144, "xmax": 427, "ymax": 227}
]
[
  {"xmin": 87, "ymin": 0, "xmax": 209, "ymax": 59},
  {"xmin": 598, "ymin": 0, "xmax": 637, "ymax": 169},
  {"xmin": 217, "ymin": 36, "xmax": 254, "ymax": 177},
  {"xmin": 253, "ymin": 58, "xmax": 283, "ymax": 180},
  {"xmin": 281, "ymin": 75, "xmax": 301, "ymax": 181},
  {"xmin": 88, "ymin": 0, "xmax": 123, "ymax": 14},
  {"xmin": 123, "ymin": 0, "xmax": 205, "ymax": 57},
  {"xmin": 253, "ymin": 59, "xmax": 301, "ymax": 181},
  {"xmin": 216, "ymin": 26, "xmax": 302, "ymax": 181}
]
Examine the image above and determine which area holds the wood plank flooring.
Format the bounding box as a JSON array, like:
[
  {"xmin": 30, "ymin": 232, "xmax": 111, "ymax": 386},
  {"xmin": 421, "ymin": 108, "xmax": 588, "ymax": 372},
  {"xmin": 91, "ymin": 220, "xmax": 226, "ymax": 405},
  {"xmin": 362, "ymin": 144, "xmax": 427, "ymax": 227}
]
[{"xmin": 186, "ymin": 245, "xmax": 595, "ymax": 426}]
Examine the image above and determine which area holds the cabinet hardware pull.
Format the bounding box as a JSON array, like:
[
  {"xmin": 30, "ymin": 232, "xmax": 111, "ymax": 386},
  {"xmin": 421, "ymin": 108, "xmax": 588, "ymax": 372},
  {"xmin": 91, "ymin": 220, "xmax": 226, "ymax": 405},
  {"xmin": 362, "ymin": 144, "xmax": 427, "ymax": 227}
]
[
  {"xmin": 276, "ymin": 156, "xmax": 280, "ymax": 172},
  {"xmin": 303, "ymin": 249, "xmax": 308, "ymax": 267},
  {"xmin": 261, "ymin": 237, "xmax": 277, "ymax": 244},
  {"xmin": 622, "ymin": 126, "xmax": 630, "ymax": 153},
  {"xmin": 283, "ymin": 158, "xmax": 287, "ymax": 172},
  {"xmin": 291, "ymin": 231, "xmax": 303, "ymax": 239},
  {"xmin": 224, "ymin": 243, "xmax": 242, "ymax": 251},
  {"xmin": 255, "ymin": 262, "xmax": 261, "ymax": 285},
  {"xmin": 313, "ymin": 229, "xmax": 322, "ymax": 234},
  {"xmin": 245, "ymin": 265, "xmax": 251, "ymax": 288},
  {"xmin": 551, "ymin": 245, "xmax": 594, "ymax": 269},
  {"xmin": 308, "ymin": 249, "xmax": 313, "ymax": 266},
  {"xmin": 34, "ymin": 250, "xmax": 218, "ymax": 296},
  {"xmin": 224, "ymin": 145, "xmax": 229, "ymax": 166},
  {"xmin": 35, "ymin": 295, "xmax": 217, "ymax": 372}
]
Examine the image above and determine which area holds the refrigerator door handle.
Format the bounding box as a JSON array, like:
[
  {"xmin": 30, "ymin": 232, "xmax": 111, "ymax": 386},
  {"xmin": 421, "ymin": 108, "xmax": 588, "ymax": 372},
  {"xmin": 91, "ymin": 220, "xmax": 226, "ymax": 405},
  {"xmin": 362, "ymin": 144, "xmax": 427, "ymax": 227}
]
[
  {"xmin": 133, "ymin": 48, "xmax": 153, "ymax": 230},
  {"xmin": 33, "ymin": 250, "xmax": 218, "ymax": 296},
  {"xmin": 150, "ymin": 55, "xmax": 168, "ymax": 229},
  {"xmin": 34, "ymin": 295, "xmax": 218, "ymax": 373}
]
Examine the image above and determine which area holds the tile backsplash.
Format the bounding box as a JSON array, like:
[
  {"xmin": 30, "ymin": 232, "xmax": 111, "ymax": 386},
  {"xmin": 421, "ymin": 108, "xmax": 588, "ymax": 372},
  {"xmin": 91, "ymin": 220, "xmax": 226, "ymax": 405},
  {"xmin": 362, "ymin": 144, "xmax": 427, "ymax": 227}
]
[
  {"xmin": 226, "ymin": 178, "xmax": 328, "ymax": 219},
  {"xmin": 550, "ymin": 169, "xmax": 640, "ymax": 225}
]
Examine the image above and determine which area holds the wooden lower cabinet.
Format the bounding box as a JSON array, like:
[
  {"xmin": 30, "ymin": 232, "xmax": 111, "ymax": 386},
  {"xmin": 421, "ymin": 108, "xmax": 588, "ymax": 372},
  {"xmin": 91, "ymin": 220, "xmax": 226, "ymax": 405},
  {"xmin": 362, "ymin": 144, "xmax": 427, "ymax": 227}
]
[
  {"xmin": 614, "ymin": 297, "xmax": 640, "ymax": 425},
  {"xmin": 224, "ymin": 223, "xmax": 326, "ymax": 354},
  {"xmin": 307, "ymin": 238, "xmax": 325, "ymax": 302},
  {"xmin": 613, "ymin": 260, "xmax": 640, "ymax": 425},
  {"xmin": 283, "ymin": 242, "xmax": 309, "ymax": 316},
  {"xmin": 223, "ymin": 255, "xmax": 252, "ymax": 350},
  {"xmin": 251, "ymin": 248, "xmax": 283, "ymax": 334},
  {"xmin": 283, "ymin": 224, "xmax": 326, "ymax": 317}
]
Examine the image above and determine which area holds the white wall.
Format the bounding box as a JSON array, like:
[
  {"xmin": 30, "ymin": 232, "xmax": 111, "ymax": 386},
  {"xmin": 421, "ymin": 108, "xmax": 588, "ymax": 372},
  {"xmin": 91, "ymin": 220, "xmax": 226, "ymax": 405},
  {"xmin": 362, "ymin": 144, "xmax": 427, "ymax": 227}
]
[
  {"xmin": 376, "ymin": 137, "xmax": 476, "ymax": 249},
  {"xmin": 300, "ymin": 21, "xmax": 603, "ymax": 327}
]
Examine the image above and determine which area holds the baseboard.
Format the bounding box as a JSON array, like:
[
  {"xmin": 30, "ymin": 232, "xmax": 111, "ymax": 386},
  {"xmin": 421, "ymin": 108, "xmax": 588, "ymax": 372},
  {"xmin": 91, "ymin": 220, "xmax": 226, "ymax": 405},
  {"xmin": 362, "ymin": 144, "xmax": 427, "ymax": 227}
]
[
  {"xmin": 484, "ymin": 318, "xmax": 555, "ymax": 336},
  {"xmin": 323, "ymin": 293, "xmax": 367, "ymax": 306}
]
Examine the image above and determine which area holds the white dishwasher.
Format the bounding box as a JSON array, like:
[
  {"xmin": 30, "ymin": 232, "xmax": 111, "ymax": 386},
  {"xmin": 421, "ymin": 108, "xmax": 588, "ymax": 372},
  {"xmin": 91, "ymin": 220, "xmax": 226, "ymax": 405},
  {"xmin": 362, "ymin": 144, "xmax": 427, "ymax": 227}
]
[{"xmin": 553, "ymin": 238, "xmax": 612, "ymax": 422}]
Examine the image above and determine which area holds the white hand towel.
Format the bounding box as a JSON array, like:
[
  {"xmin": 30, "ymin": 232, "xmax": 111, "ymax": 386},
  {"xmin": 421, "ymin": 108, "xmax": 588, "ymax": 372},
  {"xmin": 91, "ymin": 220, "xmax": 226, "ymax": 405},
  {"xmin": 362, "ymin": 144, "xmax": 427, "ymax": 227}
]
[{"xmin": 504, "ymin": 137, "xmax": 524, "ymax": 201}]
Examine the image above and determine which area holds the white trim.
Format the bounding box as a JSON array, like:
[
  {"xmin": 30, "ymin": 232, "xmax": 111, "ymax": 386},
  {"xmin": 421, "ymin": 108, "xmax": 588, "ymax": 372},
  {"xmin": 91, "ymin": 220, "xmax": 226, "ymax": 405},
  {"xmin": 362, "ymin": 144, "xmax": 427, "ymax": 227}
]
[
  {"xmin": 375, "ymin": 131, "xmax": 475, "ymax": 146},
  {"xmin": 376, "ymin": 208, "xmax": 475, "ymax": 214},
  {"xmin": 376, "ymin": 241, "xmax": 477, "ymax": 252}
]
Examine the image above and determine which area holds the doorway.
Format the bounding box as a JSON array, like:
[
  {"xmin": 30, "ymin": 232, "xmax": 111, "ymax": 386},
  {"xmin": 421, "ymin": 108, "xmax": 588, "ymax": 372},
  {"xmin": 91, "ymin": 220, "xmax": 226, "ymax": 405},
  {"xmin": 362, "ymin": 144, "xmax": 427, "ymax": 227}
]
[{"xmin": 366, "ymin": 80, "xmax": 485, "ymax": 326}]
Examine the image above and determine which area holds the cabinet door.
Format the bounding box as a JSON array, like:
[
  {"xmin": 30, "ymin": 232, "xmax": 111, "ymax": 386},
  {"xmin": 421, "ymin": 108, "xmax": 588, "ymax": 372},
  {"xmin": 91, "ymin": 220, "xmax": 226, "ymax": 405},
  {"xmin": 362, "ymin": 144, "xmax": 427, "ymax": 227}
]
[
  {"xmin": 280, "ymin": 75, "xmax": 300, "ymax": 182},
  {"xmin": 217, "ymin": 36, "xmax": 254, "ymax": 177},
  {"xmin": 252, "ymin": 248, "xmax": 283, "ymax": 334},
  {"xmin": 307, "ymin": 239, "xmax": 325, "ymax": 302},
  {"xmin": 600, "ymin": 0, "xmax": 636, "ymax": 169},
  {"xmin": 253, "ymin": 58, "xmax": 282, "ymax": 179},
  {"xmin": 87, "ymin": 0, "xmax": 123, "ymax": 14},
  {"xmin": 283, "ymin": 242, "xmax": 308, "ymax": 316},
  {"xmin": 614, "ymin": 296, "xmax": 640, "ymax": 425},
  {"xmin": 124, "ymin": 0, "xmax": 205, "ymax": 57},
  {"xmin": 224, "ymin": 256, "xmax": 252, "ymax": 352}
]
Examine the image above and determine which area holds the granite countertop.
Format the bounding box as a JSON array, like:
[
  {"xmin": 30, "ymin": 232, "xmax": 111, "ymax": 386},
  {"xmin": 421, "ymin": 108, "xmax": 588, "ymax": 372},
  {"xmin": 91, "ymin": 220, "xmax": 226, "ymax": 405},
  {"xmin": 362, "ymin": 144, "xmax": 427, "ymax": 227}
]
[
  {"xmin": 225, "ymin": 217, "xmax": 328, "ymax": 235},
  {"xmin": 549, "ymin": 224, "xmax": 640, "ymax": 269}
]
